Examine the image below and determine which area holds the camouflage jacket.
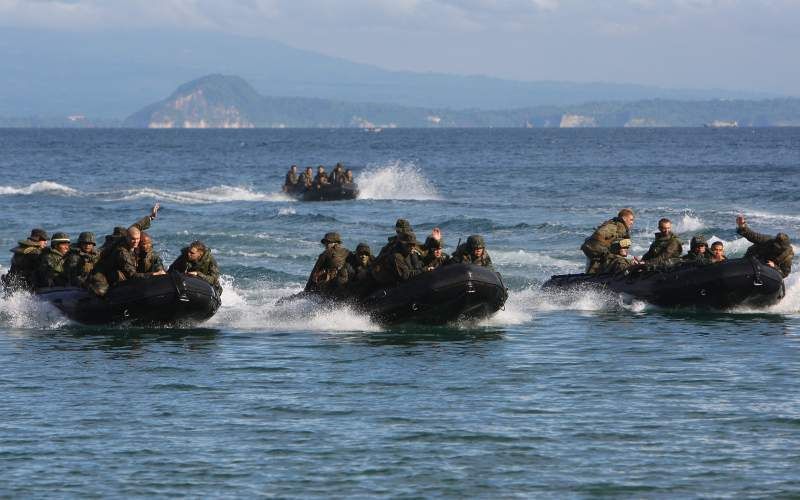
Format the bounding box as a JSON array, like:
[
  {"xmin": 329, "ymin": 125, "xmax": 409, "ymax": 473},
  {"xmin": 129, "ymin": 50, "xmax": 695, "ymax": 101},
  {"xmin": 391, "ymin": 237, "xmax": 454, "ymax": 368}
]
[
  {"xmin": 423, "ymin": 251, "xmax": 452, "ymax": 270},
  {"xmin": 4, "ymin": 239, "xmax": 42, "ymax": 289},
  {"xmin": 738, "ymin": 225, "xmax": 794, "ymax": 278},
  {"xmin": 108, "ymin": 245, "xmax": 151, "ymax": 285},
  {"xmin": 313, "ymin": 172, "xmax": 329, "ymax": 186},
  {"xmin": 36, "ymin": 247, "xmax": 69, "ymax": 288},
  {"xmin": 330, "ymin": 168, "xmax": 346, "ymax": 185},
  {"xmin": 305, "ymin": 244, "xmax": 350, "ymax": 292},
  {"xmin": 169, "ymin": 247, "xmax": 223, "ymax": 295},
  {"xmin": 681, "ymin": 250, "xmax": 710, "ymax": 265},
  {"xmin": 581, "ymin": 217, "xmax": 630, "ymax": 260},
  {"xmin": 300, "ymin": 172, "xmax": 313, "ymax": 188},
  {"xmin": 642, "ymin": 232, "xmax": 683, "ymax": 265},
  {"xmin": 451, "ymin": 243, "xmax": 494, "ymax": 270},
  {"xmin": 65, "ymin": 247, "xmax": 101, "ymax": 287},
  {"xmin": 285, "ymin": 171, "xmax": 299, "ymax": 187},
  {"xmin": 600, "ymin": 253, "xmax": 632, "ymax": 274},
  {"xmin": 137, "ymin": 249, "xmax": 165, "ymax": 274},
  {"xmin": 97, "ymin": 215, "xmax": 154, "ymax": 260}
]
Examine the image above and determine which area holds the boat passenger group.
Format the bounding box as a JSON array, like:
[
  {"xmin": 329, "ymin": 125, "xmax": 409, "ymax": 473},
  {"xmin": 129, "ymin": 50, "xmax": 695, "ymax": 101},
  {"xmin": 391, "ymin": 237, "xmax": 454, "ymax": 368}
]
[
  {"xmin": 1, "ymin": 204, "xmax": 223, "ymax": 298},
  {"xmin": 583, "ymin": 208, "xmax": 794, "ymax": 278},
  {"xmin": 282, "ymin": 163, "xmax": 354, "ymax": 194}
]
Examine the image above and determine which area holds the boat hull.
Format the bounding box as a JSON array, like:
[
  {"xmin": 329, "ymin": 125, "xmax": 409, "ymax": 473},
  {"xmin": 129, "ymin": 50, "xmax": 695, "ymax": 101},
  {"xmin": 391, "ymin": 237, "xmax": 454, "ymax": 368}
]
[
  {"xmin": 543, "ymin": 257, "xmax": 785, "ymax": 309},
  {"xmin": 35, "ymin": 273, "xmax": 221, "ymax": 325},
  {"xmin": 287, "ymin": 183, "xmax": 359, "ymax": 202}
]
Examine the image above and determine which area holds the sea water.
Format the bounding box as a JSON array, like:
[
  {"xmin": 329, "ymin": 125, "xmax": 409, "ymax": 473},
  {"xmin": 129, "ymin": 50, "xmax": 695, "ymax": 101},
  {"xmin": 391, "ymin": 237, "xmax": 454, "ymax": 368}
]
[{"xmin": 1, "ymin": 128, "xmax": 799, "ymax": 496}]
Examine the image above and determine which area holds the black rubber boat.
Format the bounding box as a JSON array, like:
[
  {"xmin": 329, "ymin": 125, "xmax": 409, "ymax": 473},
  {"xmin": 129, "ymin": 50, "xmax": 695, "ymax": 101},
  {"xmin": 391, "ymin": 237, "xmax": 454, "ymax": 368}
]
[
  {"xmin": 34, "ymin": 273, "xmax": 221, "ymax": 325},
  {"xmin": 288, "ymin": 263, "xmax": 508, "ymax": 325},
  {"xmin": 286, "ymin": 183, "xmax": 359, "ymax": 202},
  {"xmin": 542, "ymin": 257, "xmax": 785, "ymax": 309}
]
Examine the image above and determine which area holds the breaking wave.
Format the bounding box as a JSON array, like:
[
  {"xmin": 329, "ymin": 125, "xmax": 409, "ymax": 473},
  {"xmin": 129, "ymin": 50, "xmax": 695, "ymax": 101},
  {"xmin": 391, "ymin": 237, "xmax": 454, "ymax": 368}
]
[
  {"xmin": 0, "ymin": 181, "xmax": 78, "ymax": 196},
  {"xmin": 357, "ymin": 162, "xmax": 440, "ymax": 200},
  {"xmin": 0, "ymin": 289, "xmax": 71, "ymax": 329},
  {"xmin": 673, "ymin": 212, "xmax": 705, "ymax": 234}
]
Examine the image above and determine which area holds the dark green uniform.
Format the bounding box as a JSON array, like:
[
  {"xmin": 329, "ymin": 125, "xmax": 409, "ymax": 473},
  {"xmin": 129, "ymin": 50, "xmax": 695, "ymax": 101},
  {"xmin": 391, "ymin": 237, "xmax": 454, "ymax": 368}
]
[
  {"xmin": 169, "ymin": 247, "xmax": 223, "ymax": 296},
  {"xmin": 682, "ymin": 235, "xmax": 710, "ymax": 264},
  {"xmin": 581, "ymin": 217, "xmax": 630, "ymax": 274},
  {"xmin": 284, "ymin": 168, "xmax": 299, "ymax": 191},
  {"xmin": 600, "ymin": 253, "xmax": 632, "ymax": 274},
  {"xmin": 36, "ymin": 247, "xmax": 70, "ymax": 288},
  {"xmin": 300, "ymin": 171, "xmax": 313, "ymax": 189},
  {"xmin": 65, "ymin": 247, "xmax": 101, "ymax": 287},
  {"xmin": 642, "ymin": 232, "xmax": 682, "ymax": 265},
  {"xmin": 313, "ymin": 171, "xmax": 329, "ymax": 187},
  {"xmin": 738, "ymin": 225, "xmax": 794, "ymax": 278},
  {"xmin": 452, "ymin": 236, "xmax": 493, "ymax": 270},
  {"xmin": 371, "ymin": 233, "xmax": 423, "ymax": 286},
  {"xmin": 3, "ymin": 239, "xmax": 43, "ymax": 290},
  {"xmin": 137, "ymin": 249, "xmax": 164, "ymax": 274},
  {"xmin": 330, "ymin": 165, "xmax": 346, "ymax": 185},
  {"xmin": 98, "ymin": 215, "xmax": 153, "ymax": 259},
  {"xmin": 305, "ymin": 244, "xmax": 351, "ymax": 293}
]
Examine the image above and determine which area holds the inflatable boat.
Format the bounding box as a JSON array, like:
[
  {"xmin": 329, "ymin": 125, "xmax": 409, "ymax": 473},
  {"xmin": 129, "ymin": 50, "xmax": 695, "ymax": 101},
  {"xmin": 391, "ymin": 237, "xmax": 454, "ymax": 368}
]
[
  {"xmin": 287, "ymin": 183, "xmax": 359, "ymax": 202},
  {"xmin": 543, "ymin": 257, "xmax": 785, "ymax": 309},
  {"xmin": 287, "ymin": 263, "xmax": 508, "ymax": 325},
  {"xmin": 34, "ymin": 273, "xmax": 221, "ymax": 325}
]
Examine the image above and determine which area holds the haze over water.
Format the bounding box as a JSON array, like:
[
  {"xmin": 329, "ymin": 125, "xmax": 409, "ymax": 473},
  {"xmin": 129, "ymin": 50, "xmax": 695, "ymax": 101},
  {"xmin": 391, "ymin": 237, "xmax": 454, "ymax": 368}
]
[{"xmin": 1, "ymin": 128, "xmax": 799, "ymax": 497}]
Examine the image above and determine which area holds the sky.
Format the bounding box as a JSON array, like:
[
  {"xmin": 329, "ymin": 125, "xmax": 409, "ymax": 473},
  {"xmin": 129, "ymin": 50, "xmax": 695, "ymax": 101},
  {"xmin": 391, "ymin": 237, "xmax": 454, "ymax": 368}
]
[{"xmin": 1, "ymin": 0, "xmax": 799, "ymax": 95}]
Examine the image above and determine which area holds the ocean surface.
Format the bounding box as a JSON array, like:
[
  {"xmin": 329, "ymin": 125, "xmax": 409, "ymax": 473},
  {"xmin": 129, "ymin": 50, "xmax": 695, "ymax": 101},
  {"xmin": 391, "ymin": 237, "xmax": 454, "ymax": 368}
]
[{"xmin": 1, "ymin": 128, "xmax": 799, "ymax": 497}]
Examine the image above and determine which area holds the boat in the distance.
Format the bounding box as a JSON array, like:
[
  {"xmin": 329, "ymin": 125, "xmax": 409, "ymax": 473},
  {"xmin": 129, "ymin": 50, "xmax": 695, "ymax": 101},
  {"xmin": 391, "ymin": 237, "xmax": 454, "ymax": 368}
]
[
  {"xmin": 286, "ymin": 183, "xmax": 359, "ymax": 202},
  {"xmin": 34, "ymin": 272, "xmax": 221, "ymax": 325},
  {"xmin": 286, "ymin": 263, "xmax": 508, "ymax": 325},
  {"xmin": 543, "ymin": 257, "xmax": 785, "ymax": 309}
]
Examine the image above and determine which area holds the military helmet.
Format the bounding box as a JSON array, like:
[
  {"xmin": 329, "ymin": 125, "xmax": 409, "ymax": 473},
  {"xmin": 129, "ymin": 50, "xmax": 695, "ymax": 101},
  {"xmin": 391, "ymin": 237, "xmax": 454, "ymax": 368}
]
[
  {"xmin": 321, "ymin": 232, "xmax": 342, "ymax": 244},
  {"xmin": 425, "ymin": 236, "xmax": 442, "ymax": 250},
  {"xmin": 29, "ymin": 228, "xmax": 49, "ymax": 242},
  {"xmin": 78, "ymin": 232, "xmax": 96, "ymax": 245},
  {"xmin": 609, "ymin": 238, "xmax": 631, "ymax": 252},
  {"xmin": 397, "ymin": 231, "xmax": 418, "ymax": 245},
  {"xmin": 355, "ymin": 242, "xmax": 371, "ymax": 256},
  {"xmin": 690, "ymin": 234, "xmax": 708, "ymax": 250},
  {"xmin": 395, "ymin": 218, "xmax": 412, "ymax": 233},
  {"xmin": 467, "ymin": 235, "xmax": 485, "ymax": 249},
  {"xmin": 112, "ymin": 226, "xmax": 127, "ymax": 237},
  {"xmin": 50, "ymin": 232, "xmax": 70, "ymax": 244}
]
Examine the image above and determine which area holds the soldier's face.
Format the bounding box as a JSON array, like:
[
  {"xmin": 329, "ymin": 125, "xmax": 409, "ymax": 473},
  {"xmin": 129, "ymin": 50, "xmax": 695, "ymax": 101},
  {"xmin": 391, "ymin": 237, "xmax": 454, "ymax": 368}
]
[
  {"xmin": 187, "ymin": 247, "xmax": 203, "ymax": 262},
  {"xmin": 127, "ymin": 234, "xmax": 140, "ymax": 249},
  {"xmin": 433, "ymin": 248, "xmax": 442, "ymax": 258},
  {"xmin": 56, "ymin": 242, "xmax": 70, "ymax": 254},
  {"xmin": 619, "ymin": 247, "xmax": 629, "ymax": 257},
  {"xmin": 711, "ymin": 246, "xmax": 724, "ymax": 258},
  {"xmin": 38, "ymin": 240, "xmax": 47, "ymax": 249},
  {"xmin": 141, "ymin": 241, "xmax": 153, "ymax": 252},
  {"xmin": 696, "ymin": 244, "xmax": 707, "ymax": 254},
  {"xmin": 659, "ymin": 222, "xmax": 671, "ymax": 235},
  {"xmin": 473, "ymin": 247, "xmax": 484, "ymax": 258},
  {"xmin": 80, "ymin": 243, "xmax": 94, "ymax": 253},
  {"xmin": 623, "ymin": 214, "xmax": 635, "ymax": 228},
  {"xmin": 359, "ymin": 254, "xmax": 369, "ymax": 266}
]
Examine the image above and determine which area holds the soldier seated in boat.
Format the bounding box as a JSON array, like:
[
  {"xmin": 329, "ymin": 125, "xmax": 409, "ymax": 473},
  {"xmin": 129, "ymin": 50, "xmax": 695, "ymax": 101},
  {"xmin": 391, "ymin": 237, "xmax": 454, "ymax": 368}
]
[
  {"xmin": 452, "ymin": 235, "xmax": 494, "ymax": 270},
  {"xmin": 65, "ymin": 232, "xmax": 100, "ymax": 287},
  {"xmin": 305, "ymin": 232, "xmax": 351, "ymax": 294},
  {"xmin": 89, "ymin": 227, "xmax": 168, "ymax": 297},
  {"xmin": 581, "ymin": 208, "xmax": 635, "ymax": 274},
  {"xmin": 340, "ymin": 242, "xmax": 375, "ymax": 297},
  {"xmin": 642, "ymin": 218, "xmax": 682, "ymax": 265},
  {"xmin": 35, "ymin": 232, "xmax": 72, "ymax": 288},
  {"xmin": 97, "ymin": 203, "xmax": 160, "ymax": 259},
  {"xmin": 313, "ymin": 165, "xmax": 329, "ymax": 188},
  {"xmin": 423, "ymin": 236, "xmax": 451, "ymax": 271},
  {"xmin": 709, "ymin": 241, "xmax": 727, "ymax": 263},
  {"xmin": 283, "ymin": 165, "xmax": 300, "ymax": 192},
  {"xmin": 736, "ymin": 215, "xmax": 793, "ymax": 277},
  {"xmin": 599, "ymin": 238, "xmax": 633, "ymax": 274},
  {"xmin": 2, "ymin": 228, "xmax": 49, "ymax": 291},
  {"xmin": 682, "ymin": 235, "xmax": 710, "ymax": 264},
  {"xmin": 137, "ymin": 232, "xmax": 165, "ymax": 274},
  {"xmin": 344, "ymin": 169, "xmax": 354, "ymax": 184},
  {"xmin": 299, "ymin": 167, "xmax": 314, "ymax": 190},
  {"xmin": 169, "ymin": 240, "xmax": 223, "ymax": 296},
  {"xmin": 376, "ymin": 219, "xmax": 415, "ymax": 261},
  {"xmin": 330, "ymin": 163, "xmax": 346, "ymax": 185},
  {"xmin": 371, "ymin": 232, "xmax": 423, "ymax": 286}
]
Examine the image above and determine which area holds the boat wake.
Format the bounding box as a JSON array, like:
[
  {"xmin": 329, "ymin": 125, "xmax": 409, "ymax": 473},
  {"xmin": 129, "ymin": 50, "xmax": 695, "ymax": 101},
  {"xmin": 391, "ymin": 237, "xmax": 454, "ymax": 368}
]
[{"xmin": 357, "ymin": 162, "xmax": 440, "ymax": 200}]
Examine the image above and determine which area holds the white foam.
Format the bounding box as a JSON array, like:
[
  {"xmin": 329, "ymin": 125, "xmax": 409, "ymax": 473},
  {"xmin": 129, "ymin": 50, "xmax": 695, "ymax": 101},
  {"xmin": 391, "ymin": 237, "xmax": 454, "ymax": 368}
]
[
  {"xmin": 357, "ymin": 162, "xmax": 440, "ymax": 200},
  {"xmin": 204, "ymin": 275, "xmax": 381, "ymax": 332},
  {"xmin": 674, "ymin": 212, "xmax": 706, "ymax": 234},
  {"xmin": 110, "ymin": 185, "xmax": 290, "ymax": 204},
  {"xmin": 491, "ymin": 249, "xmax": 576, "ymax": 271},
  {"xmin": 740, "ymin": 210, "xmax": 800, "ymax": 224},
  {"xmin": 278, "ymin": 207, "xmax": 297, "ymax": 216},
  {"xmin": 0, "ymin": 290, "xmax": 71, "ymax": 329},
  {"xmin": 0, "ymin": 181, "xmax": 78, "ymax": 196}
]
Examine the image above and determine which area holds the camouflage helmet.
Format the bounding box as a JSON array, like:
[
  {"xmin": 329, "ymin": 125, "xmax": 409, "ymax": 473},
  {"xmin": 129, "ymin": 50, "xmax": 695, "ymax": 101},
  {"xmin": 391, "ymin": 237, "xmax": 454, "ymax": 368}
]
[
  {"xmin": 425, "ymin": 236, "xmax": 442, "ymax": 250},
  {"xmin": 78, "ymin": 232, "xmax": 96, "ymax": 245},
  {"xmin": 609, "ymin": 238, "xmax": 631, "ymax": 253},
  {"xmin": 321, "ymin": 232, "xmax": 342, "ymax": 244},
  {"xmin": 690, "ymin": 234, "xmax": 708, "ymax": 250},
  {"xmin": 467, "ymin": 235, "xmax": 485, "ymax": 249},
  {"xmin": 355, "ymin": 242, "xmax": 372, "ymax": 256},
  {"xmin": 50, "ymin": 232, "xmax": 70, "ymax": 244},
  {"xmin": 395, "ymin": 218, "xmax": 412, "ymax": 233},
  {"xmin": 112, "ymin": 226, "xmax": 127, "ymax": 237},
  {"xmin": 775, "ymin": 233, "xmax": 791, "ymax": 247},
  {"xmin": 29, "ymin": 228, "xmax": 49, "ymax": 242}
]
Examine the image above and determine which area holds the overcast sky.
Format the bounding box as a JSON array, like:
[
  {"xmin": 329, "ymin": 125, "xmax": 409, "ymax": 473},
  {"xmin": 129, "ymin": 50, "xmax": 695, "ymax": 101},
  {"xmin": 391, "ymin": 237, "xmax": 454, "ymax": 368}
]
[{"xmin": 2, "ymin": 0, "xmax": 799, "ymax": 95}]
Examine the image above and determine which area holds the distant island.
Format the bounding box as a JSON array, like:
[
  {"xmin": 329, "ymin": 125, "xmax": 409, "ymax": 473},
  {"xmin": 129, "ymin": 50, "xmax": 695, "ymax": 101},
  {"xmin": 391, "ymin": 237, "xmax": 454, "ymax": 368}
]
[{"xmin": 4, "ymin": 74, "xmax": 800, "ymax": 128}]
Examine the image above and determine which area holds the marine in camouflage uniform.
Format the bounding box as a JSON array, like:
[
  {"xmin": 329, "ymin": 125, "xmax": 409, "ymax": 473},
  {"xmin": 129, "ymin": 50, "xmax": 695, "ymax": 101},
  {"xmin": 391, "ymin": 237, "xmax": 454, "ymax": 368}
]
[
  {"xmin": 304, "ymin": 232, "xmax": 351, "ymax": 293},
  {"xmin": 581, "ymin": 209, "xmax": 635, "ymax": 274},
  {"xmin": 283, "ymin": 165, "xmax": 299, "ymax": 192},
  {"xmin": 300, "ymin": 167, "xmax": 314, "ymax": 190},
  {"xmin": 372, "ymin": 232, "xmax": 423, "ymax": 286},
  {"xmin": 2, "ymin": 228, "xmax": 48, "ymax": 291},
  {"xmin": 681, "ymin": 235, "xmax": 710, "ymax": 264},
  {"xmin": 36, "ymin": 232, "xmax": 72, "ymax": 288},
  {"xmin": 313, "ymin": 166, "xmax": 329, "ymax": 187},
  {"xmin": 642, "ymin": 218, "xmax": 682, "ymax": 265},
  {"xmin": 65, "ymin": 232, "xmax": 101, "ymax": 287},
  {"xmin": 376, "ymin": 219, "xmax": 414, "ymax": 261},
  {"xmin": 452, "ymin": 235, "xmax": 494, "ymax": 270},
  {"xmin": 97, "ymin": 210, "xmax": 156, "ymax": 259},
  {"xmin": 422, "ymin": 236, "xmax": 451, "ymax": 270},
  {"xmin": 330, "ymin": 163, "xmax": 346, "ymax": 185},
  {"xmin": 169, "ymin": 240, "xmax": 223, "ymax": 296},
  {"xmin": 737, "ymin": 219, "xmax": 794, "ymax": 278},
  {"xmin": 137, "ymin": 232, "xmax": 165, "ymax": 274},
  {"xmin": 599, "ymin": 238, "xmax": 633, "ymax": 274},
  {"xmin": 341, "ymin": 242, "xmax": 375, "ymax": 297}
]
